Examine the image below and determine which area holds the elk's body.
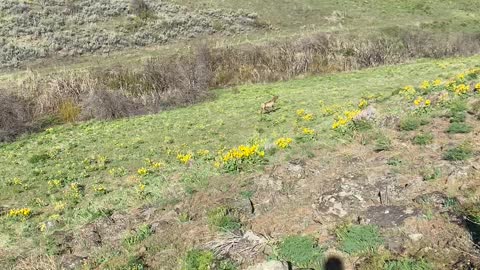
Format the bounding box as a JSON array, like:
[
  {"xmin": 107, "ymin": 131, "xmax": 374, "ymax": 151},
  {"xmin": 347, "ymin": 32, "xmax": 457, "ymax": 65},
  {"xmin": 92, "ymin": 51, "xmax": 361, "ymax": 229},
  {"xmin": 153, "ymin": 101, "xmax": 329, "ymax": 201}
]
[{"xmin": 260, "ymin": 95, "xmax": 279, "ymax": 114}]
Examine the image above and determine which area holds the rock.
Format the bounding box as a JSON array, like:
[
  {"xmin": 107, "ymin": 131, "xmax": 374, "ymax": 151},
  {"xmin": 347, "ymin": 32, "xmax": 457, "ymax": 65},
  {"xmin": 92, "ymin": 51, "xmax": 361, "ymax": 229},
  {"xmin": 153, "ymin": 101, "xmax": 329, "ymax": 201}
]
[
  {"xmin": 354, "ymin": 106, "xmax": 376, "ymax": 121},
  {"xmin": 362, "ymin": 205, "xmax": 418, "ymax": 228},
  {"xmin": 247, "ymin": 260, "xmax": 289, "ymax": 270},
  {"xmin": 408, "ymin": 233, "xmax": 423, "ymax": 242}
]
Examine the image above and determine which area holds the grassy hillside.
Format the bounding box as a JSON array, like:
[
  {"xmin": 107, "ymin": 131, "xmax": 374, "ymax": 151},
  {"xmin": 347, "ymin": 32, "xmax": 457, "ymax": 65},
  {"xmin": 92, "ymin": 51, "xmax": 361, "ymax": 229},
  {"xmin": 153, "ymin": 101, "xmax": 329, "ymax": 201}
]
[{"xmin": 1, "ymin": 55, "xmax": 480, "ymax": 269}]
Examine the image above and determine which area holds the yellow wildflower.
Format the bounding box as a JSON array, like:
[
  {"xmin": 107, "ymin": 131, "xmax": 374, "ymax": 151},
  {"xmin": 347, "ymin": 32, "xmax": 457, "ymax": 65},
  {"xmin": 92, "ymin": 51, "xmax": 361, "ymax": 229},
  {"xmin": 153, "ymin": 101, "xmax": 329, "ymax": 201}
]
[
  {"xmin": 475, "ymin": 83, "xmax": 480, "ymax": 91},
  {"xmin": 413, "ymin": 96, "xmax": 424, "ymax": 106},
  {"xmin": 137, "ymin": 167, "xmax": 149, "ymax": 176},
  {"xmin": 302, "ymin": 127, "xmax": 315, "ymax": 135},
  {"xmin": 296, "ymin": 109, "xmax": 305, "ymax": 116},
  {"xmin": 425, "ymin": 99, "xmax": 431, "ymax": 106},
  {"xmin": 332, "ymin": 110, "xmax": 361, "ymax": 129},
  {"xmin": 433, "ymin": 79, "xmax": 442, "ymax": 87},
  {"xmin": 454, "ymin": 84, "xmax": 470, "ymax": 95},
  {"xmin": 275, "ymin": 138, "xmax": 293, "ymax": 149},
  {"xmin": 8, "ymin": 208, "xmax": 32, "ymax": 219},
  {"xmin": 302, "ymin": 113, "xmax": 314, "ymax": 121},
  {"xmin": 358, "ymin": 99, "xmax": 368, "ymax": 109},
  {"xmin": 420, "ymin": 81, "xmax": 431, "ymax": 90},
  {"xmin": 177, "ymin": 153, "xmax": 193, "ymax": 164}
]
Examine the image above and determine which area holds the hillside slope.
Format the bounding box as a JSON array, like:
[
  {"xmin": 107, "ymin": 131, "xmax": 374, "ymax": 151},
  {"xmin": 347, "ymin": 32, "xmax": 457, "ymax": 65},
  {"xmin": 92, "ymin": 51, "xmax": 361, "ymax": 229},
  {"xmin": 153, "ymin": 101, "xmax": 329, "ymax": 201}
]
[{"xmin": 1, "ymin": 56, "xmax": 480, "ymax": 269}]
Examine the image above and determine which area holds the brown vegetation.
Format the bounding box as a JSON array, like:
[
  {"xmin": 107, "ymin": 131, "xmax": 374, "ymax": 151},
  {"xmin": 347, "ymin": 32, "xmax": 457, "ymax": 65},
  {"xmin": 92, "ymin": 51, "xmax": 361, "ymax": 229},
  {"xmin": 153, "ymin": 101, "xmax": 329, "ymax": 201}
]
[{"xmin": 3, "ymin": 29, "xmax": 480, "ymax": 141}]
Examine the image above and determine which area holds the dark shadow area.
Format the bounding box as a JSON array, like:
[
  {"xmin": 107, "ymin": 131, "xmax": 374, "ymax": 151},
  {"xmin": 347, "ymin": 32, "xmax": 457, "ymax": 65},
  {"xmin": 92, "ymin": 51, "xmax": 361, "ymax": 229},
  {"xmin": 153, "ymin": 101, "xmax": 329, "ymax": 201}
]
[{"xmin": 324, "ymin": 256, "xmax": 345, "ymax": 270}]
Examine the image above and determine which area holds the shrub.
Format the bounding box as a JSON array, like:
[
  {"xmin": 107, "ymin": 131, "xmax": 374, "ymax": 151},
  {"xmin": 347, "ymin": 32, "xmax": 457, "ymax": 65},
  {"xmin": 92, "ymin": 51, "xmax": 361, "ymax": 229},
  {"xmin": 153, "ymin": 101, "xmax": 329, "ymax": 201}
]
[
  {"xmin": 79, "ymin": 89, "xmax": 137, "ymax": 120},
  {"xmin": 336, "ymin": 224, "xmax": 383, "ymax": 255},
  {"xmin": 123, "ymin": 224, "xmax": 153, "ymax": 246},
  {"xmin": 450, "ymin": 111, "xmax": 466, "ymax": 123},
  {"xmin": 374, "ymin": 134, "xmax": 392, "ymax": 152},
  {"xmin": 443, "ymin": 143, "xmax": 473, "ymax": 161},
  {"xmin": 275, "ymin": 235, "xmax": 325, "ymax": 268},
  {"xmin": 58, "ymin": 101, "xmax": 81, "ymax": 122},
  {"xmin": 446, "ymin": 122, "xmax": 472, "ymax": 134},
  {"xmin": 207, "ymin": 207, "xmax": 241, "ymax": 232},
  {"xmin": 0, "ymin": 91, "xmax": 30, "ymax": 141},
  {"xmin": 399, "ymin": 116, "xmax": 423, "ymax": 131},
  {"xmin": 412, "ymin": 133, "xmax": 433, "ymax": 145},
  {"xmin": 183, "ymin": 249, "xmax": 214, "ymax": 270}
]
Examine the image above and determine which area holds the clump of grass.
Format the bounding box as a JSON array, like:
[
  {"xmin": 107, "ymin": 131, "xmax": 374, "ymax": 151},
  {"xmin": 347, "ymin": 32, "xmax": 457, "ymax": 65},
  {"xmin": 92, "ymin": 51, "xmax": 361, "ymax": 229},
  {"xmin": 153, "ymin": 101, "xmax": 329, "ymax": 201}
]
[
  {"xmin": 275, "ymin": 235, "xmax": 325, "ymax": 268},
  {"xmin": 449, "ymin": 99, "xmax": 468, "ymax": 114},
  {"xmin": 412, "ymin": 133, "xmax": 433, "ymax": 145},
  {"xmin": 443, "ymin": 143, "xmax": 473, "ymax": 161},
  {"xmin": 384, "ymin": 258, "xmax": 432, "ymax": 270},
  {"xmin": 183, "ymin": 249, "xmax": 214, "ymax": 270},
  {"xmin": 450, "ymin": 111, "xmax": 466, "ymax": 123},
  {"xmin": 207, "ymin": 207, "xmax": 241, "ymax": 232},
  {"xmin": 399, "ymin": 116, "xmax": 428, "ymax": 131},
  {"xmin": 446, "ymin": 122, "xmax": 472, "ymax": 134},
  {"xmin": 123, "ymin": 224, "xmax": 153, "ymax": 246},
  {"xmin": 336, "ymin": 224, "xmax": 383, "ymax": 255},
  {"xmin": 28, "ymin": 153, "xmax": 51, "ymax": 164},
  {"xmin": 421, "ymin": 167, "xmax": 442, "ymax": 181},
  {"xmin": 374, "ymin": 134, "xmax": 392, "ymax": 152}
]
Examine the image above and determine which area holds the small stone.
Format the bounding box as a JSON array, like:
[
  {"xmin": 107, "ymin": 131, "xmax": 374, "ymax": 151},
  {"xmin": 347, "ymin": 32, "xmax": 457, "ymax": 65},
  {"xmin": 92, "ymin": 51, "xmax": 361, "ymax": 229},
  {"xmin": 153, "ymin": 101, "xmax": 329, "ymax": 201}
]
[{"xmin": 409, "ymin": 233, "xmax": 423, "ymax": 242}]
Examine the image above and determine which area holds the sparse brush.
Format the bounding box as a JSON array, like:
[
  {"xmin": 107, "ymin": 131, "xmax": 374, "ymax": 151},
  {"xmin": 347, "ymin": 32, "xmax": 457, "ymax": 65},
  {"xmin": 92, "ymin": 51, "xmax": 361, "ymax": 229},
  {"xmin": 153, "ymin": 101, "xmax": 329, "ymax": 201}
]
[
  {"xmin": 123, "ymin": 224, "xmax": 153, "ymax": 246},
  {"xmin": 446, "ymin": 122, "xmax": 472, "ymax": 134},
  {"xmin": 384, "ymin": 258, "xmax": 432, "ymax": 270},
  {"xmin": 207, "ymin": 207, "xmax": 241, "ymax": 232},
  {"xmin": 412, "ymin": 133, "xmax": 433, "ymax": 145},
  {"xmin": 400, "ymin": 116, "xmax": 422, "ymax": 131},
  {"xmin": 443, "ymin": 143, "xmax": 473, "ymax": 161},
  {"xmin": 275, "ymin": 235, "xmax": 325, "ymax": 269},
  {"xmin": 336, "ymin": 224, "xmax": 383, "ymax": 255},
  {"xmin": 374, "ymin": 134, "xmax": 392, "ymax": 152}
]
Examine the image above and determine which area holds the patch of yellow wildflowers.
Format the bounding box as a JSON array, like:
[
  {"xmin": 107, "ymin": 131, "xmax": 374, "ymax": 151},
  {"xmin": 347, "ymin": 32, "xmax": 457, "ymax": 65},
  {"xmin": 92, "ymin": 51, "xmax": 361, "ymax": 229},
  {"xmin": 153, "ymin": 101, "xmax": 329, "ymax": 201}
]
[
  {"xmin": 177, "ymin": 153, "xmax": 193, "ymax": 164},
  {"xmin": 8, "ymin": 208, "xmax": 32, "ymax": 220},
  {"xmin": 358, "ymin": 99, "xmax": 368, "ymax": 109},
  {"xmin": 454, "ymin": 84, "xmax": 470, "ymax": 95},
  {"xmin": 332, "ymin": 110, "xmax": 361, "ymax": 129},
  {"xmin": 275, "ymin": 138, "xmax": 293, "ymax": 149},
  {"xmin": 302, "ymin": 127, "xmax": 315, "ymax": 135}
]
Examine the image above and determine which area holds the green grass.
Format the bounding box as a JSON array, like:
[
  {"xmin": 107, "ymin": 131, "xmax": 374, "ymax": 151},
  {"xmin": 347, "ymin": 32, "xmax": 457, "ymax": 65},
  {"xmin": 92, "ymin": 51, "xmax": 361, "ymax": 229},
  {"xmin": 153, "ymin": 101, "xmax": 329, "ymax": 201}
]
[
  {"xmin": 123, "ymin": 224, "xmax": 154, "ymax": 246},
  {"xmin": 336, "ymin": 224, "xmax": 384, "ymax": 255},
  {"xmin": 275, "ymin": 235, "xmax": 325, "ymax": 268},
  {"xmin": 0, "ymin": 55, "xmax": 479, "ymax": 263},
  {"xmin": 384, "ymin": 258, "xmax": 432, "ymax": 270},
  {"xmin": 443, "ymin": 143, "xmax": 473, "ymax": 161},
  {"xmin": 412, "ymin": 133, "xmax": 433, "ymax": 145},
  {"xmin": 207, "ymin": 207, "xmax": 241, "ymax": 232},
  {"xmin": 446, "ymin": 122, "xmax": 472, "ymax": 134}
]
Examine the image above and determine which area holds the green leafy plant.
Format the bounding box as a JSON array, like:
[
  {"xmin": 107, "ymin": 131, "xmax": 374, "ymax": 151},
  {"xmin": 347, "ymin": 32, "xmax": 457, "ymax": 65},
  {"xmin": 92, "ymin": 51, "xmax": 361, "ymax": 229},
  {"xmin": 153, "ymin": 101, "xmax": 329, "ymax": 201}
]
[
  {"xmin": 412, "ymin": 133, "xmax": 433, "ymax": 145},
  {"xmin": 421, "ymin": 167, "xmax": 441, "ymax": 181},
  {"xmin": 399, "ymin": 117, "xmax": 421, "ymax": 131},
  {"xmin": 374, "ymin": 134, "xmax": 392, "ymax": 152},
  {"xmin": 443, "ymin": 143, "xmax": 473, "ymax": 161},
  {"xmin": 446, "ymin": 122, "xmax": 472, "ymax": 134},
  {"xmin": 124, "ymin": 224, "xmax": 153, "ymax": 246},
  {"xmin": 207, "ymin": 207, "xmax": 241, "ymax": 232},
  {"xmin": 275, "ymin": 235, "xmax": 325, "ymax": 268},
  {"xmin": 336, "ymin": 224, "xmax": 383, "ymax": 255},
  {"xmin": 183, "ymin": 249, "xmax": 215, "ymax": 270},
  {"xmin": 384, "ymin": 258, "xmax": 432, "ymax": 270}
]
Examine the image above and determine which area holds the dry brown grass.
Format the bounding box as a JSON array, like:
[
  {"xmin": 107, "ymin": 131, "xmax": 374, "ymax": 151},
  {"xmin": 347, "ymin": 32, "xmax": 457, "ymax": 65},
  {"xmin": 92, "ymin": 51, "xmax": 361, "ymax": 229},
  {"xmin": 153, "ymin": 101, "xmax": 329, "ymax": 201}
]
[{"xmin": 5, "ymin": 29, "xmax": 480, "ymax": 140}]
